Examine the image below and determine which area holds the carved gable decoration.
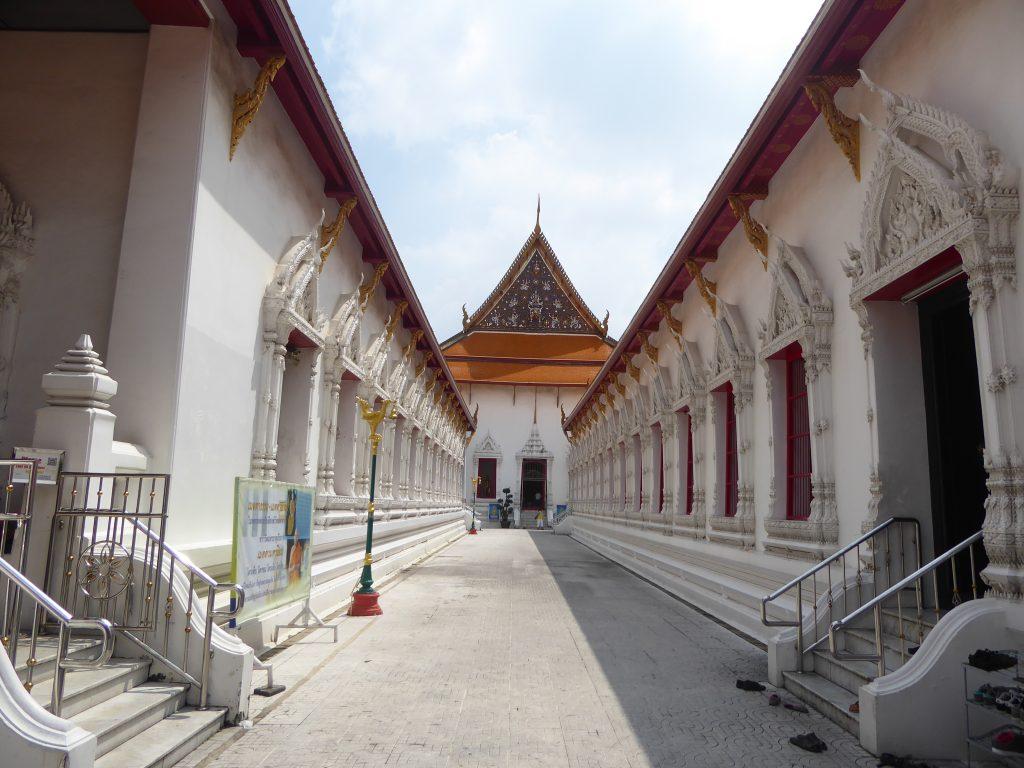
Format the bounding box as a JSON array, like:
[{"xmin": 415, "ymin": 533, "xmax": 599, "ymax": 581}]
[
  {"xmin": 474, "ymin": 431, "xmax": 502, "ymax": 458},
  {"xmin": 758, "ymin": 237, "xmax": 833, "ymax": 371},
  {"xmin": 262, "ymin": 212, "xmax": 328, "ymax": 346},
  {"xmin": 848, "ymin": 72, "xmax": 1018, "ymax": 304},
  {"xmin": 707, "ymin": 301, "xmax": 754, "ymax": 398},
  {"xmin": 464, "ymin": 229, "xmax": 607, "ymax": 336},
  {"xmin": 479, "ymin": 251, "xmax": 589, "ymax": 332}
]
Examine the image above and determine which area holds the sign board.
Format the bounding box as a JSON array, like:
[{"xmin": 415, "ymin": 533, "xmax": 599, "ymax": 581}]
[
  {"xmin": 556, "ymin": 504, "xmax": 567, "ymax": 516},
  {"xmin": 488, "ymin": 503, "xmax": 500, "ymax": 521},
  {"xmin": 231, "ymin": 477, "xmax": 314, "ymax": 624},
  {"xmin": 11, "ymin": 448, "xmax": 64, "ymax": 485}
]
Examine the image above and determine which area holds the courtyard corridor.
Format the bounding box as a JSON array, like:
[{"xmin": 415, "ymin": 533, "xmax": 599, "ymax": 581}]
[{"xmin": 183, "ymin": 531, "xmax": 875, "ymax": 768}]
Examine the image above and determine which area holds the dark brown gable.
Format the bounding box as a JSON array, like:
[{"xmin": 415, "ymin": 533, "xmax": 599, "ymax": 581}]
[{"xmin": 478, "ymin": 252, "xmax": 591, "ymax": 334}]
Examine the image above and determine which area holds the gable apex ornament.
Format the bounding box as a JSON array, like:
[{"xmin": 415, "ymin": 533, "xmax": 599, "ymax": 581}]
[
  {"xmin": 230, "ymin": 55, "xmax": 286, "ymax": 160},
  {"xmin": 727, "ymin": 195, "xmax": 769, "ymax": 269},
  {"xmin": 600, "ymin": 310, "xmax": 610, "ymax": 338},
  {"xmin": 804, "ymin": 75, "xmax": 860, "ymax": 181},
  {"xmin": 319, "ymin": 197, "xmax": 358, "ymax": 272}
]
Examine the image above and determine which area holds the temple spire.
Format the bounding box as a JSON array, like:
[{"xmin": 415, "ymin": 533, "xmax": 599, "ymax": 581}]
[{"xmin": 534, "ymin": 194, "xmax": 541, "ymax": 233}]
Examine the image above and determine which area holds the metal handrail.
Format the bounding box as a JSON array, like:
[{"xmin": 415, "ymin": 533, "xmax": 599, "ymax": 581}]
[
  {"xmin": 124, "ymin": 519, "xmax": 244, "ymax": 708},
  {"xmin": 759, "ymin": 516, "xmax": 921, "ymax": 671},
  {"xmin": 760, "ymin": 516, "xmax": 919, "ymax": 626},
  {"xmin": 829, "ymin": 530, "xmax": 983, "ymax": 676},
  {"xmin": 0, "ymin": 556, "xmax": 113, "ymax": 716}
]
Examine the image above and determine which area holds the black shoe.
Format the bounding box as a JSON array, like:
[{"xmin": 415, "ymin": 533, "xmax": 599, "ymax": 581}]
[
  {"xmin": 877, "ymin": 754, "xmax": 931, "ymax": 767},
  {"xmin": 790, "ymin": 732, "xmax": 827, "ymax": 753},
  {"xmin": 969, "ymin": 649, "xmax": 1016, "ymax": 672},
  {"xmin": 992, "ymin": 728, "xmax": 1024, "ymax": 755},
  {"xmin": 736, "ymin": 679, "xmax": 765, "ymax": 691}
]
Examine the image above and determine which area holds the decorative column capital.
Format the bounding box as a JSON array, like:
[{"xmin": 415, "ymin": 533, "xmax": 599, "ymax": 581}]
[{"xmin": 41, "ymin": 335, "xmax": 117, "ymax": 409}]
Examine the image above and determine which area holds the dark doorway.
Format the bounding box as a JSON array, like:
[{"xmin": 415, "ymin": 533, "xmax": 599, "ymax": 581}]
[
  {"xmin": 918, "ymin": 278, "xmax": 988, "ymax": 604},
  {"xmin": 521, "ymin": 459, "xmax": 547, "ymax": 513}
]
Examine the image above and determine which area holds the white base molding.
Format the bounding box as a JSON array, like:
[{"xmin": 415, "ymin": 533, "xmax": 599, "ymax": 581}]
[{"xmin": 571, "ymin": 514, "xmax": 807, "ymax": 644}]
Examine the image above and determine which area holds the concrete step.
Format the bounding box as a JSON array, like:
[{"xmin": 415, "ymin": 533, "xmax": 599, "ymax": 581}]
[
  {"xmin": 782, "ymin": 670, "xmax": 859, "ymax": 736},
  {"xmin": 811, "ymin": 647, "xmax": 879, "ymax": 691},
  {"xmin": 836, "ymin": 628, "xmax": 917, "ymax": 673},
  {"xmin": 29, "ymin": 658, "xmax": 151, "ymax": 718},
  {"xmin": 7, "ymin": 634, "xmax": 106, "ymax": 683},
  {"xmin": 94, "ymin": 707, "xmax": 226, "ymax": 768},
  {"xmin": 71, "ymin": 682, "xmax": 189, "ymax": 757},
  {"xmin": 880, "ymin": 606, "xmax": 939, "ymax": 640}
]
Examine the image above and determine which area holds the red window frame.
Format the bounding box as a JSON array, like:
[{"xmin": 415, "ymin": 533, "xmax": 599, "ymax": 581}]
[
  {"xmin": 477, "ymin": 457, "xmax": 497, "ymax": 499},
  {"xmin": 685, "ymin": 412, "xmax": 695, "ymax": 515},
  {"xmin": 785, "ymin": 349, "xmax": 812, "ymax": 520},
  {"xmin": 723, "ymin": 384, "xmax": 738, "ymax": 518},
  {"xmin": 658, "ymin": 431, "xmax": 665, "ymax": 513}
]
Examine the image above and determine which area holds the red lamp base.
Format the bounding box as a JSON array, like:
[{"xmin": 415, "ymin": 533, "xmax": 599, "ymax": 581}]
[
  {"xmin": 348, "ymin": 591, "xmax": 382, "ymax": 616},
  {"xmin": 468, "ymin": 528, "xmax": 478, "ymax": 535}
]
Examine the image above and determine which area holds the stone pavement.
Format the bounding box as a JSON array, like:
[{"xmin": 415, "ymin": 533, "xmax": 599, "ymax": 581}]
[{"xmin": 182, "ymin": 530, "xmax": 877, "ymax": 768}]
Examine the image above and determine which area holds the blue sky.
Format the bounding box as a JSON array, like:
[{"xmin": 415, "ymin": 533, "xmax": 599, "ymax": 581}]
[{"xmin": 291, "ymin": 0, "xmax": 823, "ymax": 340}]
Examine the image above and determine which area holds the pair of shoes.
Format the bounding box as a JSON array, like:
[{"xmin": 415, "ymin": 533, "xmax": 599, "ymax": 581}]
[
  {"xmin": 767, "ymin": 692, "xmax": 781, "ymax": 707},
  {"xmin": 784, "ymin": 700, "xmax": 809, "ymax": 713},
  {"xmin": 736, "ymin": 679, "xmax": 765, "ymax": 691},
  {"xmin": 969, "ymin": 649, "xmax": 1017, "ymax": 672},
  {"xmin": 790, "ymin": 732, "xmax": 827, "ymax": 753},
  {"xmin": 849, "ymin": 701, "xmax": 860, "ymax": 714},
  {"xmin": 992, "ymin": 728, "xmax": 1024, "ymax": 755}
]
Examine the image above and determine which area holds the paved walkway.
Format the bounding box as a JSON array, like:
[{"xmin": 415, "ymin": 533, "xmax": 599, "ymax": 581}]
[{"xmin": 183, "ymin": 531, "xmax": 875, "ymax": 768}]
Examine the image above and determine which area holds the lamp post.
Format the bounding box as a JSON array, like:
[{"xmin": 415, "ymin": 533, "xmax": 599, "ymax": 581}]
[
  {"xmin": 348, "ymin": 396, "xmax": 396, "ymax": 617},
  {"xmin": 469, "ymin": 475, "xmax": 480, "ymax": 534}
]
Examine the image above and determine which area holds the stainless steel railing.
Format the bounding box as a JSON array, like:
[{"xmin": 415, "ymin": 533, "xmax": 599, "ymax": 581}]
[
  {"xmin": 760, "ymin": 517, "xmax": 921, "ymax": 671},
  {"xmin": 44, "ymin": 472, "xmax": 244, "ymax": 710},
  {"xmin": 0, "ymin": 556, "xmax": 113, "ymax": 717},
  {"xmin": 829, "ymin": 530, "xmax": 984, "ymax": 677},
  {"xmin": 123, "ymin": 519, "xmax": 244, "ymax": 709},
  {"xmin": 0, "ymin": 459, "xmax": 41, "ymax": 665}
]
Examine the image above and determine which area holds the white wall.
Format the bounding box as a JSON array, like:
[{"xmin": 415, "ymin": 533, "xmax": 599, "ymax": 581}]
[
  {"xmin": 0, "ymin": 31, "xmax": 148, "ymax": 457},
  {"xmin": 463, "ymin": 383, "xmax": 581, "ymax": 512}
]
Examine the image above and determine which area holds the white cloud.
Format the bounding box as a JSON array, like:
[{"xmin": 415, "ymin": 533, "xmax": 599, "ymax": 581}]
[{"xmin": 298, "ymin": 0, "xmax": 822, "ymax": 339}]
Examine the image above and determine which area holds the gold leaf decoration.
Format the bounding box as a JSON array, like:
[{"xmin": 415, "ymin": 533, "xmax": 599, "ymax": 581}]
[{"xmin": 230, "ymin": 55, "xmax": 286, "ymax": 160}]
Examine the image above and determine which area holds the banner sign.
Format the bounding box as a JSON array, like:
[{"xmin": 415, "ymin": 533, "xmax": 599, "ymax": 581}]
[
  {"xmin": 11, "ymin": 448, "xmax": 64, "ymax": 485},
  {"xmin": 488, "ymin": 503, "xmax": 500, "ymax": 521},
  {"xmin": 231, "ymin": 477, "xmax": 314, "ymax": 624}
]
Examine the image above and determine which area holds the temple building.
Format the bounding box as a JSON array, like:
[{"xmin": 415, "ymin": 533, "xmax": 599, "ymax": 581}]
[
  {"xmin": 442, "ymin": 210, "xmax": 613, "ymax": 526},
  {"xmin": 561, "ymin": 0, "xmax": 1024, "ymax": 760},
  {"xmin": 0, "ymin": 1, "xmax": 473, "ymax": 764}
]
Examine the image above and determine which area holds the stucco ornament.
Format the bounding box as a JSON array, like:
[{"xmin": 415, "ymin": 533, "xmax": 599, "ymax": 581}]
[
  {"xmin": 706, "ymin": 301, "xmax": 755, "ymax": 547},
  {"xmin": 758, "ymin": 236, "xmax": 838, "ymax": 559},
  {"xmin": 0, "ymin": 180, "xmax": 33, "ymax": 425},
  {"xmin": 851, "ymin": 72, "xmax": 1021, "ymax": 596},
  {"xmin": 251, "ymin": 216, "xmax": 328, "ymax": 479}
]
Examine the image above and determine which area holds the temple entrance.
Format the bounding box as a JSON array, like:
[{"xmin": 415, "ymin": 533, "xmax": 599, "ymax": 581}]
[
  {"xmin": 521, "ymin": 459, "xmax": 547, "ymax": 516},
  {"xmin": 918, "ymin": 278, "xmax": 988, "ymax": 603}
]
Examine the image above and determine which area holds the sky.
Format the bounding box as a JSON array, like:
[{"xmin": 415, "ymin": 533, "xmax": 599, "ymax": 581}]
[{"xmin": 291, "ymin": 0, "xmax": 824, "ymax": 341}]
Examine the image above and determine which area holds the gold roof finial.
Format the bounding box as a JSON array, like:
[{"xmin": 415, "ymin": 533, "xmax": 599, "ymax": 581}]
[{"xmin": 535, "ymin": 194, "xmax": 541, "ymax": 233}]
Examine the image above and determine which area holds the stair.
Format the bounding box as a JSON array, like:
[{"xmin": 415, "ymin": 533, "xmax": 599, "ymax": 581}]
[
  {"xmin": 781, "ymin": 606, "xmax": 935, "ymax": 736},
  {"xmin": 10, "ymin": 634, "xmax": 226, "ymax": 767}
]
